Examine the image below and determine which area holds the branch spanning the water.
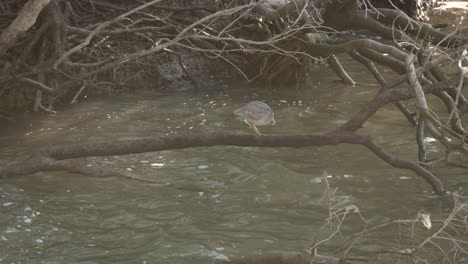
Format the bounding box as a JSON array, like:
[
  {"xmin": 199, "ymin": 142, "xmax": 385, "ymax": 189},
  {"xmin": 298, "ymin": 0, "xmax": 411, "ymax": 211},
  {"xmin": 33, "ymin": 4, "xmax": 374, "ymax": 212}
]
[{"xmin": 0, "ymin": 130, "xmax": 445, "ymax": 195}]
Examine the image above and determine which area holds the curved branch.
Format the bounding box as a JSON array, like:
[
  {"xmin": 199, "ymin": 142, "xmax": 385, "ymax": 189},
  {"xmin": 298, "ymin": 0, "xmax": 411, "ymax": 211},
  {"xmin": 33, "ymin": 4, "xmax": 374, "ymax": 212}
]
[{"xmin": 361, "ymin": 136, "xmax": 445, "ymax": 195}]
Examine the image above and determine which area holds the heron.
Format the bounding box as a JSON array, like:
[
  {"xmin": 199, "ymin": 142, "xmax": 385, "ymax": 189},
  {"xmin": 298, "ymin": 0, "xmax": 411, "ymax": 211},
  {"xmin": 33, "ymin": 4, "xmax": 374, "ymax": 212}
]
[{"xmin": 234, "ymin": 101, "xmax": 275, "ymax": 135}]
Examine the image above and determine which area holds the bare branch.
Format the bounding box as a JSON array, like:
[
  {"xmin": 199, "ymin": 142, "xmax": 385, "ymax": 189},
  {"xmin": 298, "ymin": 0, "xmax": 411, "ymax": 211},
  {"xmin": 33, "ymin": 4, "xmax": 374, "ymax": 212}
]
[
  {"xmin": 19, "ymin": 77, "xmax": 55, "ymax": 94},
  {"xmin": 0, "ymin": 130, "xmax": 446, "ymax": 195}
]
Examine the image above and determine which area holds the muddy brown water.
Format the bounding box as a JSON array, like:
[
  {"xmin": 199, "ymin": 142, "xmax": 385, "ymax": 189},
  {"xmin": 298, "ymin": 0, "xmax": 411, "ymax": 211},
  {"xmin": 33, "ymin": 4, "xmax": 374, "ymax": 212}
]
[{"xmin": 1, "ymin": 10, "xmax": 468, "ymax": 264}]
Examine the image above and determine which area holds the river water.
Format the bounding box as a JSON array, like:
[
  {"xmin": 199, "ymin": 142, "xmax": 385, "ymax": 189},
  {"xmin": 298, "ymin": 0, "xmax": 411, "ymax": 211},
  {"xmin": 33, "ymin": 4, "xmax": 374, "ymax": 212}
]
[{"xmin": 1, "ymin": 11, "xmax": 468, "ymax": 264}]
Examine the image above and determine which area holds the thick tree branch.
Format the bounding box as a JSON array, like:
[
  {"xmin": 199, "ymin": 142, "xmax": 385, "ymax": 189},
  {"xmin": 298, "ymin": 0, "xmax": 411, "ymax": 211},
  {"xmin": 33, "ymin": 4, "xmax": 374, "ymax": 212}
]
[
  {"xmin": 0, "ymin": 130, "xmax": 445, "ymax": 195},
  {"xmin": 0, "ymin": 0, "xmax": 52, "ymax": 58}
]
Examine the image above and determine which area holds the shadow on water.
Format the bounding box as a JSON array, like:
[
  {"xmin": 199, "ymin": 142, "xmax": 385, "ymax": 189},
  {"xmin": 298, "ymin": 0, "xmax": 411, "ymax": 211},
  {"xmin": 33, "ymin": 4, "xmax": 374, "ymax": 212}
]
[{"xmin": 1, "ymin": 51, "xmax": 467, "ymax": 264}]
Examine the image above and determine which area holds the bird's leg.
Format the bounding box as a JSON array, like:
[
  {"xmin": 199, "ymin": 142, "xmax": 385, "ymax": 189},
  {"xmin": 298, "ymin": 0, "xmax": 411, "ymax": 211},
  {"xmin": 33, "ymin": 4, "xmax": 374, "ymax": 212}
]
[
  {"xmin": 252, "ymin": 124, "xmax": 262, "ymax": 136},
  {"xmin": 243, "ymin": 119, "xmax": 261, "ymax": 135}
]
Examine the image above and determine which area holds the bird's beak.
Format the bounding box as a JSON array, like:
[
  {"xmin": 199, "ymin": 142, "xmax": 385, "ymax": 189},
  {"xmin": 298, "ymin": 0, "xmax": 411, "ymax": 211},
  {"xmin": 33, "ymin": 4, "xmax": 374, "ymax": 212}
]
[{"xmin": 272, "ymin": 118, "xmax": 276, "ymax": 125}]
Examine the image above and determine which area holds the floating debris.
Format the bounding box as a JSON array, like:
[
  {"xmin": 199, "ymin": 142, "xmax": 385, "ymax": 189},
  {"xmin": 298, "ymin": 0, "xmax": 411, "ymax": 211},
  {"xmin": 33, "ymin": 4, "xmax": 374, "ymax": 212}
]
[
  {"xmin": 424, "ymin": 137, "xmax": 436, "ymax": 143},
  {"xmin": 419, "ymin": 212, "xmax": 432, "ymax": 230},
  {"xmin": 311, "ymin": 177, "xmax": 322, "ymax": 183}
]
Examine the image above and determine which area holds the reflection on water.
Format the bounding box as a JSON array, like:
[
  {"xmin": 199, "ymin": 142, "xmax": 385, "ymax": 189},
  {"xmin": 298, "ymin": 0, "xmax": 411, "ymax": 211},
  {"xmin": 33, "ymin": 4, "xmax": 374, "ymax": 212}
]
[{"xmin": 1, "ymin": 59, "xmax": 467, "ymax": 263}]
